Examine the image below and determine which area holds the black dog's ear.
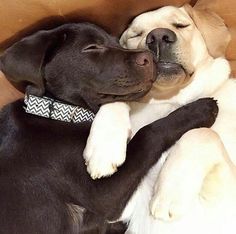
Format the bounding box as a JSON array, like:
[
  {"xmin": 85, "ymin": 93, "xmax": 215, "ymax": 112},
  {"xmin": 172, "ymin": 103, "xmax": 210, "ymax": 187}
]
[{"xmin": 0, "ymin": 26, "xmax": 67, "ymax": 96}]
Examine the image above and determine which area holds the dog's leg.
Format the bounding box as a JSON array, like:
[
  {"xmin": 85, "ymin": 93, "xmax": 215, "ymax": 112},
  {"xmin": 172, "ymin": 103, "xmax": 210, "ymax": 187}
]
[
  {"xmin": 84, "ymin": 101, "xmax": 176, "ymax": 179},
  {"xmin": 83, "ymin": 102, "xmax": 131, "ymax": 179},
  {"xmin": 150, "ymin": 128, "xmax": 236, "ymax": 221}
]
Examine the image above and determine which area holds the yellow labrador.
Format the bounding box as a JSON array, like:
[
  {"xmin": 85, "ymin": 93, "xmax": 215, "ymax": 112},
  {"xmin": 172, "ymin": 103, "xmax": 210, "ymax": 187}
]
[{"xmin": 84, "ymin": 4, "xmax": 236, "ymax": 234}]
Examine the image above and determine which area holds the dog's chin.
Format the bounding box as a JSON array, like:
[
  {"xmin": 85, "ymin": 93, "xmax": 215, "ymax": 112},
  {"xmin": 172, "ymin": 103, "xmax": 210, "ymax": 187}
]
[
  {"xmin": 138, "ymin": 62, "xmax": 193, "ymax": 102},
  {"xmin": 98, "ymin": 84, "xmax": 153, "ymax": 104},
  {"xmin": 155, "ymin": 62, "xmax": 190, "ymax": 88},
  {"xmin": 86, "ymin": 80, "xmax": 154, "ymax": 112}
]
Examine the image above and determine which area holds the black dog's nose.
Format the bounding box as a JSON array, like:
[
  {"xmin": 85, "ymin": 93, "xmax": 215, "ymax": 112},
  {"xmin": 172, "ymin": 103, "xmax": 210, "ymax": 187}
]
[
  {"xmin": 135, "ymin": 52, "xmax": 152, "ymax": 67},
  {"xmin": 146, "ymin": 28, "xmax": 177, "ymax": 52}
]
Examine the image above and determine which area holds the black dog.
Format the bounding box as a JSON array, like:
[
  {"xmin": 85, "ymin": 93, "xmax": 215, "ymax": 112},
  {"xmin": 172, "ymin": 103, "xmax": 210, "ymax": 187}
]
[{"xmin": 0, "ymin": 23, "xmax": 218, "ymax": 234}]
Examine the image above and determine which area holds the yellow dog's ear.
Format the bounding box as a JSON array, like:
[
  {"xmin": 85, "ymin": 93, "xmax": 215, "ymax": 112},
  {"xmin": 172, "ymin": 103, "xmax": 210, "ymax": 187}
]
[{"xmin": 183, "ymin": 4, "xmax": 231, "ymax": 58}]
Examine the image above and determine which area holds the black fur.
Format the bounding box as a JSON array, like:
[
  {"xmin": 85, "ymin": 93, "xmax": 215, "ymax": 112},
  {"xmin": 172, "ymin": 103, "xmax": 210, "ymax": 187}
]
[{"xmin": 0, "ymin": 23, "xmax": 218, "ymax": 234}]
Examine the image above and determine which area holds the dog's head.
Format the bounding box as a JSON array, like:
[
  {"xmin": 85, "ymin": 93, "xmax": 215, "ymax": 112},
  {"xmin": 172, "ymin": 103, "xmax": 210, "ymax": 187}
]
[
  {"xmin": 0, "ymin": 23, "xmax": 156, "ymax": 111},
  {"xmin": 120, "ymin": 5, "xmax": 231, "ymax": 100}
]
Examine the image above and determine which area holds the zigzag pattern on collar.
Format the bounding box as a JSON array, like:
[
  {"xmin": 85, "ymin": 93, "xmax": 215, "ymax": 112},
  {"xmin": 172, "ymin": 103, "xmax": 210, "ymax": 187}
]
[{"xmin": 24, "ymin": 95, "xmax": 95, "ymax": 123}]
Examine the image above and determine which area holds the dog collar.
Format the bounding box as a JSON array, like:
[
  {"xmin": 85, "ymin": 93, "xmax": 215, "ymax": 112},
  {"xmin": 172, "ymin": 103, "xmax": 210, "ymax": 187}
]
[{"xmin": 24, "ymin": 94, "xmax": 95, "ymax": 123}]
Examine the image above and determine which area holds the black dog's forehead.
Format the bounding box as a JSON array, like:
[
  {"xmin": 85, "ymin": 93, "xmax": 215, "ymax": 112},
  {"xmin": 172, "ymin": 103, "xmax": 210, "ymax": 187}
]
[{"xmin": 65, "ymin": 23, "xmax": 117, "ymax": 46}]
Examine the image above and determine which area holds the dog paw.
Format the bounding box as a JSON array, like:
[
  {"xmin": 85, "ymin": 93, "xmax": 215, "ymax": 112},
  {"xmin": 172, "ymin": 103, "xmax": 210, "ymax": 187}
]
[
  {"xmin": 83, "ymin": 102, "xmax": 131, "ymax": 179},
  {"xmin": 84, "ymin": 125, "xmax": 131, "ymax": 180},
  {"xmin": 150, "ymin": 186, "xmax": 193, "ymax": 221},
  {"xmin": 149, "ymin": 139, "xmax": 202, "ymax": 221},
  {"xmin": 85, "ymin": 130, "xmax": 130, "ymax": 179}
]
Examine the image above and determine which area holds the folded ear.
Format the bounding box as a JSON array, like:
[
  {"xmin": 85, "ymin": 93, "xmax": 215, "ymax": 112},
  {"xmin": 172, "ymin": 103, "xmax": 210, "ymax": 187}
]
[
  {"xmin": 182, "ymin": 4, "xmax": 231, "ymax": 58},
  {"xmin": 0, "ymin": 26, "xmax": 68, "ymax": 96}
]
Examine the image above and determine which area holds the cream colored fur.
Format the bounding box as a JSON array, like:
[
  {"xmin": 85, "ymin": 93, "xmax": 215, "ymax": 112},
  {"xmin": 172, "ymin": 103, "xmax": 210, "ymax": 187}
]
[{"xmin": 84, "ymin": 5, "xmax": 236, "ymax": 234}]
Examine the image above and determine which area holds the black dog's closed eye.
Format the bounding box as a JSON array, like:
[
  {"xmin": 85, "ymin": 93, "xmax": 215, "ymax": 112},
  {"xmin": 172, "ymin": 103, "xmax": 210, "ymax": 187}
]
[
  {"xmin": 173, "ymin": 23, "xmax": 190, "ymax": 29},
  {"xmin": 82, "ymin": 44, "xmax": 106, "ymax": 53}
]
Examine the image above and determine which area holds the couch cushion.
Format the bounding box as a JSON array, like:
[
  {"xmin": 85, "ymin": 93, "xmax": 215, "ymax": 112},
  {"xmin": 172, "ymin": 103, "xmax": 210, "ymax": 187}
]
[
  {"xmin": 0, "ymin": 0, "xmax": 191, "ymax": 50},
  {"xmin": 195, "ymin": 0, "xmax": 236, "ymax": 75}
]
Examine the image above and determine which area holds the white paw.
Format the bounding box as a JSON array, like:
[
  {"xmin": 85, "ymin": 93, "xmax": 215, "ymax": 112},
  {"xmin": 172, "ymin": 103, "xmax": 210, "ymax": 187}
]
[
  {"xmin": 150, "ymin": 185, "xmax": 193, "ymax": 221},
  {"xmin": 149, "ymin": 147, "xmax": 200, "ymax": 221},
  {"xmin": 83, "ymin": 102, "xmax": 131, "ymax": 179},
  {"xmin": 84, "ymin": 129, "xmax": 130, "ymax": 179}
]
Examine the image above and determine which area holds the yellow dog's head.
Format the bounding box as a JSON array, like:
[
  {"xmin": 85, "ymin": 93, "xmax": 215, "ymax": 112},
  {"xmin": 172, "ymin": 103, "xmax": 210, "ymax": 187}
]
[{"xmin": 120, "ymin": 4, "xmax": 231, "ymax": 100}]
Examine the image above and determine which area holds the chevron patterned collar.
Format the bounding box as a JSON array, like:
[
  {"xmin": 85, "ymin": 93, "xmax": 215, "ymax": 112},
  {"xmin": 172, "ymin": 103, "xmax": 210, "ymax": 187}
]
[{"xmin": 24, "ymin": 94, "xmax": 95, "ymax": 123}]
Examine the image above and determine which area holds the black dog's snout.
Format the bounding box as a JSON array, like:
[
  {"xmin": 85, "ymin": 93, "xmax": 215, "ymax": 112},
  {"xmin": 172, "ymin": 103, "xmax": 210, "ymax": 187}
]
[
  {"xmin": 135, "ymin": 52, "xmax": 152, "ymax": 67},
  {"xmin": 146, "ymin": 28, "xmax": 177, "ymax": 53}
]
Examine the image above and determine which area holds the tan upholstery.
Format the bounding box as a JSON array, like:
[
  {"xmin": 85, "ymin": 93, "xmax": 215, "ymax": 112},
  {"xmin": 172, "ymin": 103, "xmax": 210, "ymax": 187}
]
[
  {"xmin": 0, "ymin": 0, "xmax": 235, "ymax": 107},
  {"xmin": 194, "ymin": 0, "xmax": 236, "ymax": 75}
]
